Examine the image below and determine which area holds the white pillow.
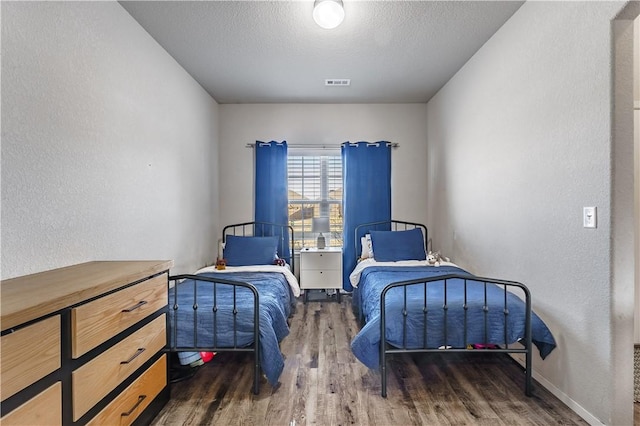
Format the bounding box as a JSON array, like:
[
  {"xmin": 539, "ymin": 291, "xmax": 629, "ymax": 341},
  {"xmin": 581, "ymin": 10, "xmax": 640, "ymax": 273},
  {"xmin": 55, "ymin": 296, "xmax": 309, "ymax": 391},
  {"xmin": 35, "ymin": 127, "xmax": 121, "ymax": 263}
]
[
  {"xmin": 360, "ymin": 234, "xmax": 374, "ymax": 259},
  {"xmin": 218, "ymin": 239, "xmax": 225, "ymax": 259}
]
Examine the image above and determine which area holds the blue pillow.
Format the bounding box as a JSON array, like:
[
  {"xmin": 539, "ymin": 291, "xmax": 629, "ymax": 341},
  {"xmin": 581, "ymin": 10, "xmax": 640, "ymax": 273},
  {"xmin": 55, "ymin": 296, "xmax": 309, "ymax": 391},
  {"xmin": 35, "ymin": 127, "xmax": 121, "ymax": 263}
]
[
  {"xmin": 369, "ymin": 228, "xmax": 426, "ymax": 262},
  {"xmin": 223, "ymin": 235, "xmax": 279, "ymax": 266}
]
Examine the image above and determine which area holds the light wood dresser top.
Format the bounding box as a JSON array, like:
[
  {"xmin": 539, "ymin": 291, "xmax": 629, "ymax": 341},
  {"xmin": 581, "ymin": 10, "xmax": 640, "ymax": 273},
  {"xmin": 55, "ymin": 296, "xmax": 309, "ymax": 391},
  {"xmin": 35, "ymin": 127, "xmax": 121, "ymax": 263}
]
[{"xmin": 1, "ymin": 260, "xmax": 173, "ymax": 331}]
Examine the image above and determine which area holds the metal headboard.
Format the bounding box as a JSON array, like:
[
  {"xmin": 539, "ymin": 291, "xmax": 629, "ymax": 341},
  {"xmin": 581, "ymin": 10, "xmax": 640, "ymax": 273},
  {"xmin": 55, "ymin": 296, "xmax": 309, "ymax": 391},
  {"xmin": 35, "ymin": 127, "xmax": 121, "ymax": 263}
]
[
  {"xmin": 354, "ymin": 220, "xmax": 428, "ymax": 261},
  {"xmin": 222, "ymin": 221, "xmax": 295, "ymax": 271}
]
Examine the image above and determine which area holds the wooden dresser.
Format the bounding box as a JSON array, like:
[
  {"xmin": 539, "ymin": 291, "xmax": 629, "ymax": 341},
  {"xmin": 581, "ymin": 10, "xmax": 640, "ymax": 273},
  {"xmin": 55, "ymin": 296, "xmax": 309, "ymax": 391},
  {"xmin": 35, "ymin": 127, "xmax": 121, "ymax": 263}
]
[{"xmin": 0, "ymin": 260, "xmax": 173, "ymax": 426}]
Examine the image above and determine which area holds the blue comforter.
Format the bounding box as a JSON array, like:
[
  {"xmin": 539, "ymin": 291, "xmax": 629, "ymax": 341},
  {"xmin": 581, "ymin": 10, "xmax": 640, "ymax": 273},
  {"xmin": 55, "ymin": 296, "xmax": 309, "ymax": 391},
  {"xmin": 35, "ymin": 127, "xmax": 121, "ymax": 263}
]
[
  {"xmin": 168, "ymin": 271, "xmax": 294, "ymax": 386},
  {"xmin": 351, "ymin": 265, "xmax": 556, "ymax": 369}
]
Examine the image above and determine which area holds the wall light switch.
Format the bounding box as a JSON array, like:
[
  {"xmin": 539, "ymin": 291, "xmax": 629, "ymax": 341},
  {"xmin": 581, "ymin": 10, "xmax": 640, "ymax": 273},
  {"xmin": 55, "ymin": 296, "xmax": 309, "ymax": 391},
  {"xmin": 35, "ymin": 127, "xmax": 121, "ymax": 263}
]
[{"xmin": 583, "ymin": 206, "xmax": 597, "ymax": 228}]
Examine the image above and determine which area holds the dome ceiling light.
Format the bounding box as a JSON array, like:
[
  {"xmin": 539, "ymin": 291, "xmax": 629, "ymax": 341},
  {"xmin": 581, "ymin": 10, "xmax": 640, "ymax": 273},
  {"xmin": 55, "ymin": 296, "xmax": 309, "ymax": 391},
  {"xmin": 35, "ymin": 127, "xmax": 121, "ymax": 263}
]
[{"xmin": 313, "ymin": 0, "xmax": 345, "ymax": 30}]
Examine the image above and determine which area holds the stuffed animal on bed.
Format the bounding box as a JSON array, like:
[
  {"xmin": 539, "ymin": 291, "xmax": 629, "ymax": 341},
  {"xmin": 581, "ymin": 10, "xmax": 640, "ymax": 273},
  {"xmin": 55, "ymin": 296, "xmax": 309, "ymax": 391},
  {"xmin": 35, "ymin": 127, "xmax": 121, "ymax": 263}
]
[
  {"xmin": 427, "ymin": 251, "xmax": 449, "ymax": 266},
  {"xmin": 215, "ymin": 258, "xmax": 226, "ymax": 270}
]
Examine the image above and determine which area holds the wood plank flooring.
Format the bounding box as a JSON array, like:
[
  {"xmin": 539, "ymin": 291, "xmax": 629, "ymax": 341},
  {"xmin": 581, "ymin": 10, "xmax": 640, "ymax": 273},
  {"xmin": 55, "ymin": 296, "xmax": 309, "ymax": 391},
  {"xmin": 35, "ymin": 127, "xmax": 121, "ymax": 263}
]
[{"xmin": 151, "ymin": 296, "xmax": 588, "ymax": 425}]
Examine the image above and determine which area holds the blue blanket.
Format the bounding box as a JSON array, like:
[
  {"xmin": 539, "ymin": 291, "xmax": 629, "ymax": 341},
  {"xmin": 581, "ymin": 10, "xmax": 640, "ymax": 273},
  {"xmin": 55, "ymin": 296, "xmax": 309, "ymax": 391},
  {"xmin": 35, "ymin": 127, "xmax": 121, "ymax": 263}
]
[
  {"xmin": 351, "ymin": 265, "xmax": 556, "ymax": 369},
  {"xmin": 169, "ymin": 271, "xmax": 294, "ymax": 386}
]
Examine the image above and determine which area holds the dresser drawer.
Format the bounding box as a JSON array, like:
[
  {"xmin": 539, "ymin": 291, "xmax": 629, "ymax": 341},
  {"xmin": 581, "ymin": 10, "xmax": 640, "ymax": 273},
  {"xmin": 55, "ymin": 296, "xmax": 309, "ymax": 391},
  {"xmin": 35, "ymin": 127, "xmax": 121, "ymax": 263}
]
[
  {"xmin": 72, "ymin": 314, "xmax": 166, "ymax": 421},
  {"xmin": 300, "ymin": 270, "xmax": 342, "ymax": 289},
  {"xmin": 86, "ymin": 355, "xmax": 167, "ymax": 426},
  {"xmin": 1, "ymin": 315, "xmax": 60, "ymax": 401},
  {"xmin": 301, "ymin": 251, "xmax": 341, "ymax": 270},
  {"xmin": 0, "ymin": 382, "xmax": 61, "ymax": 426},
  {"xmin": 71, "ymin": 273, "xmax": 168, "ymax": 358}
]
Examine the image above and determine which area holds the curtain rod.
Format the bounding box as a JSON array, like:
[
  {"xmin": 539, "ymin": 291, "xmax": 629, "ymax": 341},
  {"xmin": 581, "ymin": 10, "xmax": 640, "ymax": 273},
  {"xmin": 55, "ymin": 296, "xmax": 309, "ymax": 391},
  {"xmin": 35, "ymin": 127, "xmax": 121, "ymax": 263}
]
[{"xmin": 245, "ymin": 142, "xmax": 399, "ymax": 148}]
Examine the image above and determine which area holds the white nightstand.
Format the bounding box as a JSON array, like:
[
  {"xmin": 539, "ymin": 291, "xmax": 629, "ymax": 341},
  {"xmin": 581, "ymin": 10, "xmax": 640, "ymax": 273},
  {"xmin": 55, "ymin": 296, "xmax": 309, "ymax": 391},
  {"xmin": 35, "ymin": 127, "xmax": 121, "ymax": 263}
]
[{"xmin": 299, "ymin": 247, "xmax": 342, "ymax": 303}]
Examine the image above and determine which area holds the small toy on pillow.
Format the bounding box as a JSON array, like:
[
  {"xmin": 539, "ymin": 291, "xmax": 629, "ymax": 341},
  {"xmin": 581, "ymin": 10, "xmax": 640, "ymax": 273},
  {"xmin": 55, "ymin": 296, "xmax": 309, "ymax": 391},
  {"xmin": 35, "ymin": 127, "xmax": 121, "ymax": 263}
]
[
  {"xmin": 427, "ymin": 251, "xmax": 449, "ymax": 266},
  {"xmin": 215, "ymin": 258, "xmax": 226, "ymax": 270}
]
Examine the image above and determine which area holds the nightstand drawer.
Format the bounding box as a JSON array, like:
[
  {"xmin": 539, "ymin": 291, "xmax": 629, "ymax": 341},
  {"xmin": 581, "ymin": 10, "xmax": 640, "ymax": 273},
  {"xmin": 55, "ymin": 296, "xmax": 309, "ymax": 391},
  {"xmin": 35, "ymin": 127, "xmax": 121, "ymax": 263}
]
[
  {"xmin": 1, "ymin": 315, "xmax": 60, "ymax": 401},
  {"xmin": 300, "ymin": 251, "xmax": 341, "ymax": 270},
  {"xmin": 0, "ymin": 382, "xmax": 61, "ymax": 426},
  {"xmin": 300, "ymin": 270, "xmax": 342, "ymax": 289},
  {"xmin": 72, "ymin": 314, "xmax": 166, "ymax": 421},
  {"xmin": 86, "ymin": 355, "xmax": 167, "ymax": 426},
  {"xmin": 71, "ymin": 273, "xmax": 168, "ymax": 358}
]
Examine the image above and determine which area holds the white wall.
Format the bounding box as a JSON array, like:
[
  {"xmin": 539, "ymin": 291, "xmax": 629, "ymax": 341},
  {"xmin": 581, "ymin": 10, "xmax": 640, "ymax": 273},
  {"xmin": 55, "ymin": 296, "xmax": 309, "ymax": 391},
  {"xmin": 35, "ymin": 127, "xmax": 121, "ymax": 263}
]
[
  {"xmin": 426, "ymin": 2, "xmax": 633, "ymax": 425},
  {"xmin": 634, "ymin": 16, "xmax": 640, "ymax": 345},
  {"xmin": 1, "ymin": 1, "xmax": 220, "ymax": 278},
  {"xmin": 218, "ymin": 104, "xmax": 428, "ymax": 235},
  {"xmin": 633, "ymin": 18, "xmax": 640, "ymax": 109}
]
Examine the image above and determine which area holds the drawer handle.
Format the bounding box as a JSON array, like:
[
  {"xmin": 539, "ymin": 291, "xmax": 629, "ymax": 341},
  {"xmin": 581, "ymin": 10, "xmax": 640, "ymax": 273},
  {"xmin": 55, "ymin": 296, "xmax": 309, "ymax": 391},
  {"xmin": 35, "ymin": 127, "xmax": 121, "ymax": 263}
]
[
  {"xmin": 122, "ymin": 300, "xmax": 147, "ymax": 312},
  {"xmin": 121, "ymin": 395, "xmax": 146, "ymax": 417},
  {"xmin": 120, "ymin": 348, "xmax": 146, "ymax": 364}
]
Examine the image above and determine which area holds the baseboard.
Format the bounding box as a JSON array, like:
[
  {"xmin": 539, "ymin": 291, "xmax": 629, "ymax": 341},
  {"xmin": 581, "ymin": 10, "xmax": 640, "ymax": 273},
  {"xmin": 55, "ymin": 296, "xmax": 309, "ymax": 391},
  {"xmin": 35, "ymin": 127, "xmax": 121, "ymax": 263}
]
[{"xmin": 509, "ymin": 354, "xmax": 604, "ymax": 425}]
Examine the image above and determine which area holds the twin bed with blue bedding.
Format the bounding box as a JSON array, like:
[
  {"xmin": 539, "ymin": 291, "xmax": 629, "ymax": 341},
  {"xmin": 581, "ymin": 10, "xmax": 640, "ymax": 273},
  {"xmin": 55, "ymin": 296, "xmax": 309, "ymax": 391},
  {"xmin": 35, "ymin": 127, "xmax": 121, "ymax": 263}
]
[
  {"xmin": 349, "ymin": 220, "xmax": 556, "ymax": 397},
  {"xmin": 168, "ymin": 222, "xmax": 300, "ymax": 394},
  {"xmin": 168, "ymin": 219, "xmax": 556, "ymax": 398}
]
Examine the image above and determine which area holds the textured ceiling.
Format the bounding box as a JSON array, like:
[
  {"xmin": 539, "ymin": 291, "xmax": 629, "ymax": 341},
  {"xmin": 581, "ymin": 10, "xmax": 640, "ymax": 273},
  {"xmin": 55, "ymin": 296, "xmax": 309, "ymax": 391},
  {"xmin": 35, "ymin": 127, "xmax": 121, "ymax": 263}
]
[{"xmin": 119, "ymin": 1, "xmax": 524, "ymax": 104}]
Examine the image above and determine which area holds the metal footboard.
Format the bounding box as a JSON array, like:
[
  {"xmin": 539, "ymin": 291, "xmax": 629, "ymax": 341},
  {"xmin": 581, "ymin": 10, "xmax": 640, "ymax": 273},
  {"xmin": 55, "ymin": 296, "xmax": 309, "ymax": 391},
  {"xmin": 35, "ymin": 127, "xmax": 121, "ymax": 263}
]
[
  {"xmin": 379, "ymin": 274, "xmax": 533, "ymax": 398},
  {"xmin": 168, "ymin": 274, "xmax": 261, "ymax": 394}
]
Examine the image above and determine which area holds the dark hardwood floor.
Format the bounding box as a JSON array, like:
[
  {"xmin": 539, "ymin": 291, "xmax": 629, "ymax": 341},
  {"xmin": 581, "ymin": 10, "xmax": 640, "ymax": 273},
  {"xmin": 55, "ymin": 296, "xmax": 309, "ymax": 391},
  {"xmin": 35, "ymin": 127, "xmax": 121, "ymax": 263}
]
[{"xmin": 151, "ymin": 296, "xmax": 588, "ymax": 425}]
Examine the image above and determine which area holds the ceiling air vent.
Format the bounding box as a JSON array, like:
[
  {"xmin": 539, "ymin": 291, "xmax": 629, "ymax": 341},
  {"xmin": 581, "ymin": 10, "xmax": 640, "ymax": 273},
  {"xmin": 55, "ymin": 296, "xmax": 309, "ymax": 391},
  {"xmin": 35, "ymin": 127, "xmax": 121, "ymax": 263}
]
[{"xmin": 325, "ymin": 79, "xmax": 351, "ymax": 86}]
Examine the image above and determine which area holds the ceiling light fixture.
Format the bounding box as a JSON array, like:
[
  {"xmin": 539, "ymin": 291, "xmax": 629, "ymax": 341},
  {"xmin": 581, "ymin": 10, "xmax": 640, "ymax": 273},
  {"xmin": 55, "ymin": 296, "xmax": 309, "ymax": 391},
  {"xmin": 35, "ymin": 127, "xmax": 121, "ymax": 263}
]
[{"xmin": 313, "ymin": 0, "xmax": 345, "ymax": 30}]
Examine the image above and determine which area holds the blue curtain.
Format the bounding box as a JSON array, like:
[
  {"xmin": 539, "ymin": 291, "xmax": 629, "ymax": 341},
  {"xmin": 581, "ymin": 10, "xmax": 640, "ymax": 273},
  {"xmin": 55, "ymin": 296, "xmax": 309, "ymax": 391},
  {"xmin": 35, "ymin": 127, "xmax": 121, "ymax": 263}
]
[
  {"xmin": 254, "ymin": 141, "xmax": 290, "ymax": 262},
  {"xmin": 342, "ymin": 142, "xmax": 392, "ymax": 291}
]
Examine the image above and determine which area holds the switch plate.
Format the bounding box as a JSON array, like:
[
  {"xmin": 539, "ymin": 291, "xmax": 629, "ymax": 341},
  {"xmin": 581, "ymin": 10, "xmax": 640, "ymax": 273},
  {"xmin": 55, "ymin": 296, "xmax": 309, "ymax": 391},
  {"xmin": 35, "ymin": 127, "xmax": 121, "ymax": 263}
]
[{"xmin": 583, "ymin": 207, "xmax": 597, "ymax": 228}]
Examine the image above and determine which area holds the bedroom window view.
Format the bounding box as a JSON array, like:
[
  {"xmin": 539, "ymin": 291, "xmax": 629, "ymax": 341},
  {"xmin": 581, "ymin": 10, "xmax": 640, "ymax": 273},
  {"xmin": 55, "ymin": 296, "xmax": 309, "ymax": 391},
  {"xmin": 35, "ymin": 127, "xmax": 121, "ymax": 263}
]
[{"xmin": 287, "ymin": 153, "xmax": 342, "ymax": 250}]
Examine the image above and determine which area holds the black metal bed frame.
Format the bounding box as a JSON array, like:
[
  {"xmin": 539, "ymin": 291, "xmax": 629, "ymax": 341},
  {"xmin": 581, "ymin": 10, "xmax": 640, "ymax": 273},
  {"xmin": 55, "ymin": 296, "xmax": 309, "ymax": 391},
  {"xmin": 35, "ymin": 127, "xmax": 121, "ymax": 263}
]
[
  {"xmin": 353, "ymin": 220, "xmax": 428, "ymax": 324},
  {"xmin": 354, "ymin": 219, "xmax": 428, "ymax": 252},
  {"xmin": 353, "ymin": 220, "xmax": 534, "ymax": 398},
  {"xmin": 379, "ymin": 274, "xmax": 533, "ymax": 398},
  {"xmin": 168, "ymin": 274, "xmax": 261, "ymax": 394},
  {"xmin": 222, "ymin": 221, "xmax": 295, "ymax": 273},
  {"xmin": 168, "ymin": 221, "xmax": 294, "ymax": 395}
]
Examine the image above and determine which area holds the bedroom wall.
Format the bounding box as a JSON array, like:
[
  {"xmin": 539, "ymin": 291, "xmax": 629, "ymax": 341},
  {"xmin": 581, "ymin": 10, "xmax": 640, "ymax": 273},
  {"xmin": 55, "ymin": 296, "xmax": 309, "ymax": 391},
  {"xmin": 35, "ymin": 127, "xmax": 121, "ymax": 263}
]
[
  {"xmin": 1, "ymin": 1, "xmax": 220, "ymax": 279},
  {"xmin": 217, "ymin": 103, "xmax": 428, "ymax": 236},
  {"xmin": 635, "ymin": 15, "xmax": 640, "ymax": 345},
  {"xmin": 425, "ymin": 2, "xmax": 634, "ymax": 425},
  {"xmin": 633, "ymin": 18, "xmax": 640, "ymax": 109}
]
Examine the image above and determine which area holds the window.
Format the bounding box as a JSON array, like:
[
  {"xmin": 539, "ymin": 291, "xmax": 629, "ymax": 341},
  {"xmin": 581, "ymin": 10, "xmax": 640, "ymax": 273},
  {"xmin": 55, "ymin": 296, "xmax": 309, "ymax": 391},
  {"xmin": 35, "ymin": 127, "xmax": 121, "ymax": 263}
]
[{"xmin": 287, "ymin": 151, "xmax": 342, "ymax": 250}]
